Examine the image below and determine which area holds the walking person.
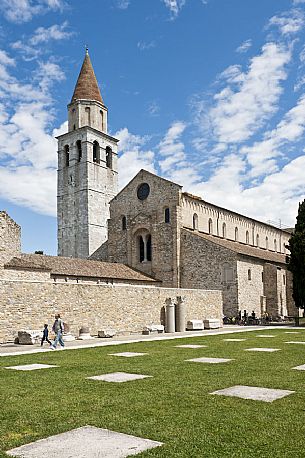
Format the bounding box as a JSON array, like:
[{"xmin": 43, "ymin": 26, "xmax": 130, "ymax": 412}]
[
  {"xmin": 41, "ymin": 324, "xmax": 52, "ymax": 346},
  {"xmin": 50, "ymin": 314, "xmax": 65, "ymax": 350}
]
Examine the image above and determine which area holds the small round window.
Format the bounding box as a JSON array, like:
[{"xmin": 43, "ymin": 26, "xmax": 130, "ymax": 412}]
[{"xmin": 137, "ymin": 183, "xmax": 150, "ymax": 200}]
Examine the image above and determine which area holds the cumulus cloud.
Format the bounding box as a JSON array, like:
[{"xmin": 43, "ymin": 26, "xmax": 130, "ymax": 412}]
[
  {"xmin": 11, "ymin": 22, "xmax": 74, "ymax": 60},
  {"xmin": 0, "ymin": 49, "xmax": 67, "ymax": 215},
  {"xmin": 241, "ymin": 94, "xmax": 305, "ymax": 178},
  {"xmin": 115, "ymin": 127, "xmax": 156, "ymax": 189},
  {"xmin": 194, "ymin": 42, "xmax": 291, "ymax": 150},
  {"xmin": 268, "ymin": 9, "xmax": 304, "ymax": 35},
  {"xmin": 0, "ymin": 0, "xmax": 66, "ymax": 23}
]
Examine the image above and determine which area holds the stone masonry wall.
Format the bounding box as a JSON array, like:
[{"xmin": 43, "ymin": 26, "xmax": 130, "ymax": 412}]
[
  {"xmin": 180, "ymin": 229, "xmax": 238, "ymax": 317},
  {"xmin": 0, "ymin": 212, "xmax": 21, "ymax": 267},
  {"xmin": 181, "ymin": 194, "xmax": 290, "ymax": 254},
  {"xmin": 236, "ymin": 259, "xmax": 264, "ymax": 317},
  {"xmin": 0, "ymin": 280, "xmax": 222, "ymax": 343},
  {"xmin": 107, "ymin": 171, "xmax": 182, "ymax": 287}
]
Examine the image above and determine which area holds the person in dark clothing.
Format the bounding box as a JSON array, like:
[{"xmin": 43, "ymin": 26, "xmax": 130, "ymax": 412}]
[{"xmin": 41, "ymin": 324, "xmax": 52, "ymax": 346}]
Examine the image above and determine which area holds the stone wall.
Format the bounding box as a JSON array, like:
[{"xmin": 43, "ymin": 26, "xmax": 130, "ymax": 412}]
[
  {"xmin": 0, "ymin": 212, "xmax": 21, "ymax": 267},
  {"xmin": 0, "ymin": 279, "xmax": 222, "ymax": 343},
  {"xmin": 180, "ymin": 229, "xmax": 238, "ymax": 317},
  {"xmin": 236, "ymin": 259, "xmax": 264, "ymax": 317},
  {"xmin": 107, "ymin": 170, "xmax": 182, "ymax": 287},
  {"xmin": 181, "ymin": 194, "xmax": 290, "ymax": 254},
  {"xmin": 57, "ymin": 126, "xmax": 118, "ymax": 259}
]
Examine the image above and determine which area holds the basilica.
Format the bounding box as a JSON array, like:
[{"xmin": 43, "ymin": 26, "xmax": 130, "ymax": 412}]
[{"xmin": 0, "ymin": 50, "xmax": 298, "ymax": 343}]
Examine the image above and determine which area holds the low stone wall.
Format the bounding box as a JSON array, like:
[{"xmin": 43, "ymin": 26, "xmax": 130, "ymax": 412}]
[{"xmin": 0, "ymin": 280, "xmax": 223, "ymax": 343}]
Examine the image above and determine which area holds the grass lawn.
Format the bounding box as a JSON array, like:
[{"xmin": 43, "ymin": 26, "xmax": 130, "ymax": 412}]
[{"xmin": 1, "ymin": 329, "xmax": 305, "ymax": 457}]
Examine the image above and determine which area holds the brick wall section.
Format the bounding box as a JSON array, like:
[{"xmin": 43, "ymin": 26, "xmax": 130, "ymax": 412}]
[
  {"xmin": 0, "ymin": 280, "xmax": 222, "ymax": 343},
  {"xmin": 180, "ymin": 229, "xmax": 238, "ymax": 316},
  {"xmin": 0, "ymin": 212, "xmax": 21, "ymax": 267}
]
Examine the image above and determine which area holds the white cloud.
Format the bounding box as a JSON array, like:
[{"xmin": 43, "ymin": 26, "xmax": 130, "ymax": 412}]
[
  {"xmin": 137, "ymin": 41, "xmax": 156, "ymax": 51},
  {"xmin": 241, "ymin": 94, "xmax": 305, "ymax": 178},
  {"xmin": 116, "ymin": 0, "xmax": 130, "ymax": 9},
  {"xmin": 147, "ymin": 101, "xmax": 160, "ymax": 116},
  {"xmin": 236, "ymin": 39, "xmax": 252, "ymax": 53},
  {"xmin": 11, "ymin": 22, "xmax": 74, "ymax": 60},
  {"xmin": 268, "ymin": 9, "xmax": 304, "ymax": 35},
  {"xmin": 162, "ymin": 0, "xmax": 186, "ymax": 18},
  {"xmin": 0, "ymin": 50, "xmax": 67, "ymax": 215},
  {"xmin": 115, "ymin": 127, "xmax": 156, "ymax": 189},
  {"xmin": 0, "ymin": 0, "xmax": 66, "ymax": 23},
  {"xmin": 195, "ymin": 42, "xmax": 291, "ymax": 148}
]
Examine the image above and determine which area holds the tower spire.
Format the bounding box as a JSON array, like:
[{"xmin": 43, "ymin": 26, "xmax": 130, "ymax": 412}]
[{"xmin": 71, "ymin": 49, "xmax": 103, "ymax": 104}]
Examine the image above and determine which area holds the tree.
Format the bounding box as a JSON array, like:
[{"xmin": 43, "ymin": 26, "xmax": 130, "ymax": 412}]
[{"xmin": 288, "ymin": 199, "xmax": 305, "ymax": 310}]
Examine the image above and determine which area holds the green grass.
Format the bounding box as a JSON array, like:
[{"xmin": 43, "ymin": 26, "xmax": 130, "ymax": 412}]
[{"xmin": 1, "ymin": 329, "xmax": 305, "ymax": 457}]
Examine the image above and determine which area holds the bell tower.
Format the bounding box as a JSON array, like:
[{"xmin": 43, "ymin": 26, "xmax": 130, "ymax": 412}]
[{"xmin": 57, "ymin": 48, "xmax": 119, "ymax": 258}]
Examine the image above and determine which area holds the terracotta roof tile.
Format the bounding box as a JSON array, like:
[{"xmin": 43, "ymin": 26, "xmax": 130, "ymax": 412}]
[
  {"xmin": 71, "ymin": 51, "xmax": 103, "ymax": 103},
  {"xmin": 183, "ymin": 228, "xmax": 287, "ymax": 264},
  {"xmin": 5, "ymin": 254, "xmax": 157, "ymax": 283}
]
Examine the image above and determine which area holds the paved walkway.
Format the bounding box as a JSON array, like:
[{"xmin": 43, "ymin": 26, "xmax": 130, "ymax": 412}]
[{"xmin": 0, "ymin": 325, "xmax": 295, "ymax": 357}]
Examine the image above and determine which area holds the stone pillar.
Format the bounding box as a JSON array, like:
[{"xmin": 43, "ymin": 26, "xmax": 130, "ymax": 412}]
[
  {"xmin": 260, "ymin": 296, "xmax": 266, "ymax": 316},
  {"xmin": 175, "ymin": 296, "xmax": 186, "ymax": 332},
  {"xmin": 165, "ymin": 298, "xmax": 175, "ymax": 333}
]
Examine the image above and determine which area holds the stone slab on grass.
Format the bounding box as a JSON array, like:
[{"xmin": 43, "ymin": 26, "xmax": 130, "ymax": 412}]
[
  {"xmin": 186, "ymin": 357, "xmax": 233, "ymax": 364},
  {"xmin": 285, "ymin": 331, "xmax": 300, "ymax": 334},
  {"xmin": 256, "ymin": 335, "xmax": 275, "ymax": 338},
  {"xmin": 5, "ymin": 364, "xmax": 58, "ymax": 371},
  {"xmin": 87, "ymin": 372, "xmax": 152, "ymax": 383},
  {"xmin": 109, "ymin": 352, "xmax": 148, "ymax": 358},
  {"xmin": 223, "ymin": 338, "xmax": 246, "ymax": 342},
  {"xmin": 244, "ymin": 348, "xmax": 281, "ymax": 352},
  {"xmin": 285, "ymin": 341, "xmax": 305, "ymax": 345},
  {"xmin": 211, "ymin": 385, "xmax": 294, "ymax": 403},
  {"xmin": 292, "ymin": 364, "xmax": 305, "ymax": 371},
  {"xmin": 175, "ymin": 344, "xmax": 207, "ymax": 348},
  {"xmin": 7, "ymin": 425, "xmax": 163, "ymax": 458}
]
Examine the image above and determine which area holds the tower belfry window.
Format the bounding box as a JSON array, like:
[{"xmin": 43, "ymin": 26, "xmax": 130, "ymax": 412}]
[
  {"xmin": 76, "ymin": 140, "xmax": 82, "ymax": 162},
  {"xmin": 64, "ymin": 145, "xmax": 69, "ymax": 167},
  {"xmin": 93, "ymin": 141, "xmax": 100, "ymax": 163},
  {"xmin": 106, "ymin": 146, "xmax": 112, "ymax": 169}
]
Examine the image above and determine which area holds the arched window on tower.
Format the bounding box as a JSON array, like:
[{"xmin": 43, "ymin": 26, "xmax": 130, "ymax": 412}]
[
  {"xmin": 256, "ymin": 234, "xmax": 260, "ymax": 247},
  {"xmin": 106, "ymin": 146, "xmax": 112, "ymax": 169},
  {"xmin": 93, "ymin": 141, "xmax": 100, "ymax": 163},
  {"xmin": 122, "ymin": 216, "xmax": 127, "ymax": 230},
  {"xmin": 64, "ymin": 145, "xmax": 69, "ymax": 167},
  {"xmin": 193, "ymin": 213, "xmax": 198, "ymax": 230},
  {"xmin": 274, "ymin": 239, "xmax": 277, "ymax": 252},
  {"xmin": 76, "ymin": 140, "xmax": 82, "ymax": 162},
  {"xmin": 208, "ymin": 218, "xmax": 213, "ymax": 234},
  {"xmin": 222, "ymin": 222, "xmax": 226, "ymax": 238},
  {"xmin": 246, "ymin": 230, "xmax": 249, "ymax": 244},
  {"xmin": 266, "ymin": 236, "xmax": 269, "ymax": 249},
  {"xmin": 235, "ymin": 227, "xmax": 239, "ymax": 242},
  {"xmin": 165, "ymin": 207, "xmax": 170, "ymax": 223}
]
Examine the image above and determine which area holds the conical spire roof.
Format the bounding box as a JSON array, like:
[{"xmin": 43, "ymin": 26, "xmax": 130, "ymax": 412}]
[{"xmin": 71, "ymin": 49, "xmax": 103, "ymax": 104}]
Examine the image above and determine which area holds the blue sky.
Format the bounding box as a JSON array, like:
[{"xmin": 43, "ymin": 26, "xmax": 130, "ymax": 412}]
[{"xmin": 0, "ymin": 0, "xmax": 305, "ymax": 254}]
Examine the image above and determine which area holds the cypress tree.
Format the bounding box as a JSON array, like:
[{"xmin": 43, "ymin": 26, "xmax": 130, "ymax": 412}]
[{"xmin": 288, "ymin": 200, "xmax": 305, "ymax": 310}]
